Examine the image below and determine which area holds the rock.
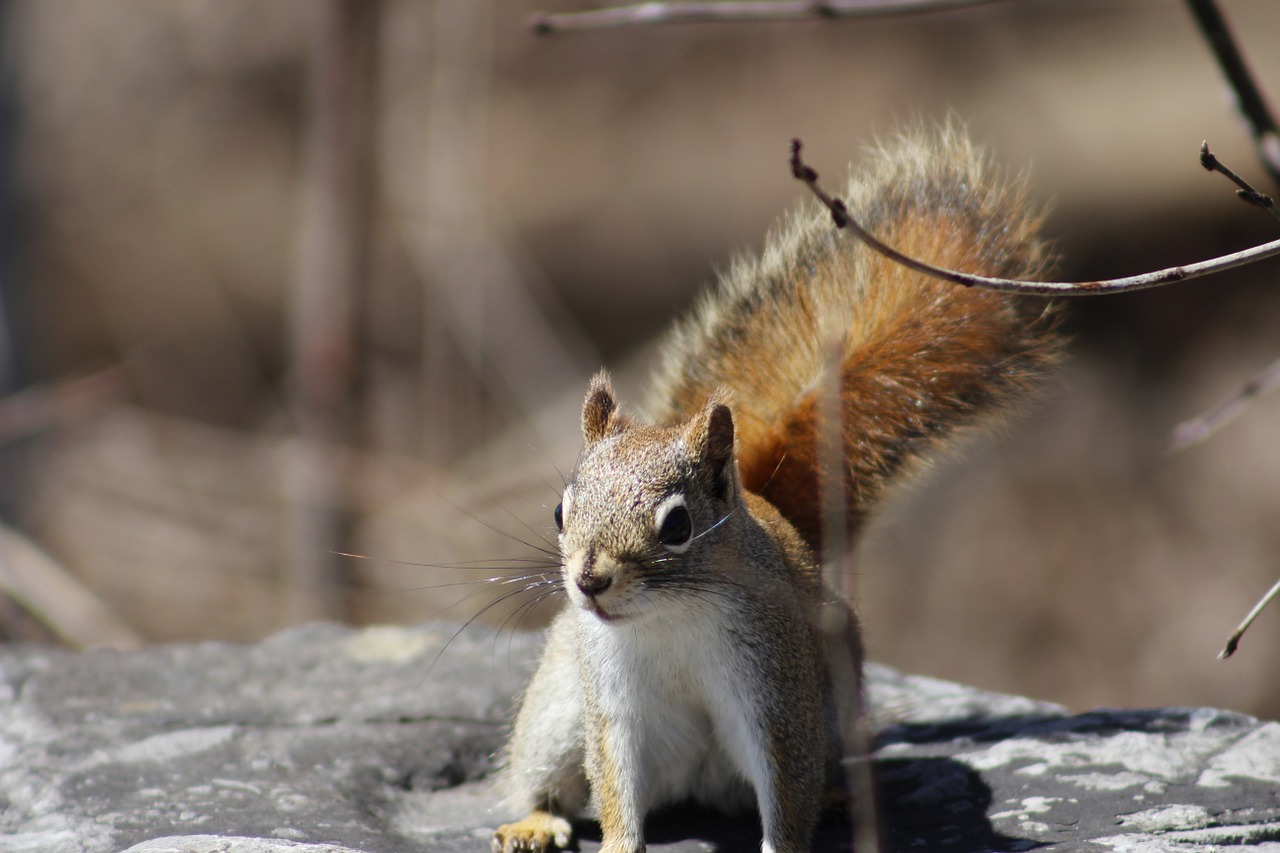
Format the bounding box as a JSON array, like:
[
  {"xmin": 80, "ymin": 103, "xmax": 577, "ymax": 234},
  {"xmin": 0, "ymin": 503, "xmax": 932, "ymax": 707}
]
[{"xmin": 2, "ymin": 622, "xmax": 1278, "ymax": 853}]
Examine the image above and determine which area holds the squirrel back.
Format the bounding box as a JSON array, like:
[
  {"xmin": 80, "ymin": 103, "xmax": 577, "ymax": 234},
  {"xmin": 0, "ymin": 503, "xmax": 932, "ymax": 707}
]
[{"xmin": 646, "ymin": 126, "xmax": 1060, "ymax": 555}]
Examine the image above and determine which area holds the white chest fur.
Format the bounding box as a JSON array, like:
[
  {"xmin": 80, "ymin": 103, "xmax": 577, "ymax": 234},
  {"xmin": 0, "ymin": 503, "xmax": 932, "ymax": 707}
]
[{"xmin": 575, "ymin": 610, "xmax": 759, "ymax": 815}]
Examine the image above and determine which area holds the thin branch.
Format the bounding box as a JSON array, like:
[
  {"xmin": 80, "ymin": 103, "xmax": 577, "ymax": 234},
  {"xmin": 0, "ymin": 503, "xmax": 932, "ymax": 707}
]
[
  {"xmin": 531, "ymin": 0, "xmax": 1002, "ymax": 33},
  {"xmin": 1219, "ymin": 576, "xmax": 1280, "ymax": 659},
  {"xmin": 1184, "ymin": 0, "xmax": 1280, "ymax": 186},
  {"xmin": 1200, "ymin": 141, "xmax": 1280, "ymax": 223},
  {"xmin": 789, "ymin": 138, "xmax": 1280, "ymax": 297},
  {"xmin": 1170, "ymin": 354, "xmax": 1280, "ymax": 451},
  {"xmin": 1165, "ymin": 146, "xmax": 1280, "ymax": 451}
]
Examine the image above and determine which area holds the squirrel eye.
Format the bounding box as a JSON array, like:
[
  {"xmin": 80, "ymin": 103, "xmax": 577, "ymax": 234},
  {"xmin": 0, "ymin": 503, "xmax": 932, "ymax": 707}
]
[
  {"xmin": 554, "ymin": 502, "xmax": 564, "ymax": 532},
  {"xmin": 656, "ymin": 503, "xmax": 692, "ymax": 548}
]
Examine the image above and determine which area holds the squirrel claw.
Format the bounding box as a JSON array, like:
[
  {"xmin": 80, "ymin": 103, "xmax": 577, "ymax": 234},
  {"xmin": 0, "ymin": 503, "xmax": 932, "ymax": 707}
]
[{"xmin": 493, "ymin": 811, "xmax": 574, "ymax": 853}]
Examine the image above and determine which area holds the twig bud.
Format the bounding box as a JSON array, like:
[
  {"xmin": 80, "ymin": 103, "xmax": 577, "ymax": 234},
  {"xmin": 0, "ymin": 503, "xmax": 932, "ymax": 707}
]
[{"xmin": 1199, "ymin": 141, "xmax": 1216, "ymax": 171}]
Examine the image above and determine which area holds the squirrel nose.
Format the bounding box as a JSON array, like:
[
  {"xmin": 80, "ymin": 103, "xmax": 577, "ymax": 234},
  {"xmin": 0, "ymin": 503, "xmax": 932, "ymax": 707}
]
[{"xmin": 575, "ymin": 572, "xmax": 612, "ymax": 598}]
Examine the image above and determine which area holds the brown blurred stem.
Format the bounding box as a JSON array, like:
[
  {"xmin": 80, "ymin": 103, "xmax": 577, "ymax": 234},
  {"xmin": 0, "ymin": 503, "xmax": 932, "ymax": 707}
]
[
  {"xmin": 1184, "ymin": 0, "xmax": 1280, "ymax": 187},
  {"xmin": 288, "ymin": 0, "xmax": 380, "ymax": 623},
  {"xmin": 531, "ymin": 0, "xmax": 1002, "ymax": 33}
]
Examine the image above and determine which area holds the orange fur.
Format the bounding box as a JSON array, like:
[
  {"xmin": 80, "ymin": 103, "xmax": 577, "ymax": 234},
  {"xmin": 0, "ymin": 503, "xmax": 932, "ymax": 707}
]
[
  {"xmin": 647, "ymin": 128, "xmax": 1060, "ymax": 556},
  {"xmin": 497, "ymin": 127, "xmax": 1061, "ymax": 853}
]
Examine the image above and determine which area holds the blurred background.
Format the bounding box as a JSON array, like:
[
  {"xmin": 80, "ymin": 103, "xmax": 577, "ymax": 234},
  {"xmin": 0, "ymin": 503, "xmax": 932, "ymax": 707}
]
[{"xmin": 1, "ymin": 0, "xmax": 1279, "ymax": 719}]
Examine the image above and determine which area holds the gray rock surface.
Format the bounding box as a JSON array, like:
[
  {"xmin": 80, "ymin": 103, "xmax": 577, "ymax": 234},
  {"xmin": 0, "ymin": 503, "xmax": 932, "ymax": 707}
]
[{"xmin": 2, "ymin": 622, "xmax": 1278, "ymax": 853}]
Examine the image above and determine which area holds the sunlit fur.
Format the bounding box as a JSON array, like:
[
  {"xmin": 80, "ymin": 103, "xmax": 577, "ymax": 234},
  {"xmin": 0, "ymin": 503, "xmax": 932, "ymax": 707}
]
[
  {"xmin": 648, "ymin": 123, "xmax": 1060, "ymax": 555},
  {"xmin": 494, "ymin": 126, "xmax": 1061, "ymax": 853}
]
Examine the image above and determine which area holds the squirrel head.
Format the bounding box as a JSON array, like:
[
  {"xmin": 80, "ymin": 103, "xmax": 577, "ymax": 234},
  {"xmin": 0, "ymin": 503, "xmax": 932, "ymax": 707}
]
[{"xmin": 556, "ymin": 370, "xmax": 740, "ymax": 623}]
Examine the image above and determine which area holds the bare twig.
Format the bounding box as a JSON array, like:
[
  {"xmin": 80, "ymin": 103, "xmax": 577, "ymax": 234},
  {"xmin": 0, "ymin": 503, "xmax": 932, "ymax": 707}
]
[
  {"xmin": 789, "ymin": 138, "xmax": 1280, "ymax": 296},
  {"xmin": 1167, "ymin": 145, "xmax": 1280, "ymax": 451},
  {"xmin": 1219, "ymin": 576, "xmax": 1280, "ymax": 659},
  {"xmin": 1170, "ymin": 356, "xmax": 1280, "ymax": 450},
  {"xmin": 1184, "ymin": 0, "xmax": 1280, "ymax": 186},
  {"xmin": 531, "ymin": 0, "xmax": 1002, "ymax": 33},
  {"xmin": 1200, "ymin": 142, "xmax": 1280, "ymax": 223}
]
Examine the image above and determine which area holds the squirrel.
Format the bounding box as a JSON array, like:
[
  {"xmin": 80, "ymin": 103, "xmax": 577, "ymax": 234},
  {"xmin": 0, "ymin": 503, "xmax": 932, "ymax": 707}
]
[{"xmin": 491, "ymin": 126, "xmax": 1061, "ymax": 853}]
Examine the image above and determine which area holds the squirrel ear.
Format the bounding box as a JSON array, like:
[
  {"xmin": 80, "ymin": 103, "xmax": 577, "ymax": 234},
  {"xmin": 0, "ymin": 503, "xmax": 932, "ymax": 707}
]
[
  {"xmin": 582, "ymin": 370, "xmax": 620, "ymax": 446},
  {"xmin": 690, "ymin": 400, "xmax": 736, "ymax": 498}
]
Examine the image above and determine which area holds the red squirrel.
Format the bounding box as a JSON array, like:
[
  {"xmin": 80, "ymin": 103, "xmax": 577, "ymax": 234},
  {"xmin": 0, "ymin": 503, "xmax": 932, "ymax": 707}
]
[{"xmin": 493, "ymin": 126, "xmax": 1061, "ymax": 853}]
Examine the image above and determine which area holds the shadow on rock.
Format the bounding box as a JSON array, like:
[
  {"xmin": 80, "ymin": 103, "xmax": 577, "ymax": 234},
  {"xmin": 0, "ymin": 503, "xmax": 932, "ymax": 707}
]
[
  {"xmin": 563, "ymin": 754, "xmax": 1033, "ymax": 853},
  {"xmin": 876, "ymin": 756, "xmax": 1040, "ymax": 853}
]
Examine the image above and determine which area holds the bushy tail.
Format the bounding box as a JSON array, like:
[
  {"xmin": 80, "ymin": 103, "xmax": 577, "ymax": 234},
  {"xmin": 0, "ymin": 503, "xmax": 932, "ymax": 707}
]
[{"xmin": 646, "ymin": 126, "xmax": 1061, "ymax": 556}]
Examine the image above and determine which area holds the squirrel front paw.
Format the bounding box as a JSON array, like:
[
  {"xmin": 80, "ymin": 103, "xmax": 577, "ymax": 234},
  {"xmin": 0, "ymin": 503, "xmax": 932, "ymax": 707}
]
[{"xmin": 492, "ymin": 810, "xmax": 574, "ymax": 853}]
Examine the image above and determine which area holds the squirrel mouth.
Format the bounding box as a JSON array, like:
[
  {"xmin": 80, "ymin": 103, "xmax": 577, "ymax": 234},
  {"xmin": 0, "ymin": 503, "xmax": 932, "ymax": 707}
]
[{"xmin": 584, "ymin": 600, "xmax": 622, "ymax": 622}]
